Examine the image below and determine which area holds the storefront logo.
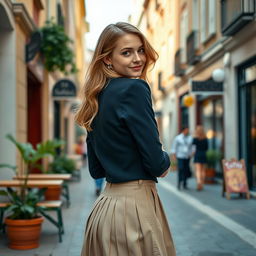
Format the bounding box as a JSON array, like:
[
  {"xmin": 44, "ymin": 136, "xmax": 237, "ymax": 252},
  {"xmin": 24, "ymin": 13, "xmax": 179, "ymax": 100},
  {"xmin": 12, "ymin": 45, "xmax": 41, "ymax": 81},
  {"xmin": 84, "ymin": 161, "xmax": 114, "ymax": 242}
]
[
  {"xmin": 52, "ymin": 79, "xmax": 77, "ymax": 99},
  {"xmin": 191, "ymin": 79, "xmax": 223, "ymax": 94}
]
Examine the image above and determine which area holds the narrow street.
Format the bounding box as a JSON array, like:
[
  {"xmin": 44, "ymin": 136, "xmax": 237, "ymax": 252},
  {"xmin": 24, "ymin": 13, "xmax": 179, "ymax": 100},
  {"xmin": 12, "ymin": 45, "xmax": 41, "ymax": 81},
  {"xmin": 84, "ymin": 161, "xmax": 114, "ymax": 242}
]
[
  {"xmin": 158, "ymin": 174, "xmax": 256, "ymax": 256},
  {"xmin": 1, "ymin": 165, "xmax": 255, "ymax": 256}
]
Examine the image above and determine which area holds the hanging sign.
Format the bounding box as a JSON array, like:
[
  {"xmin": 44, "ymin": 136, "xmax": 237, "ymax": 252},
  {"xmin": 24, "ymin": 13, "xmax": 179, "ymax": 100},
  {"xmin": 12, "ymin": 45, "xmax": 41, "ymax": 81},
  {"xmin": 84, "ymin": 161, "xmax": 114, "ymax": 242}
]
[
  {"xmin": 191, "ymin": 79, "xmax": 223, "ymax": 95},
  {"xmin": 52, "ymin": 79, "xmax": 77, "ymax": 99},
  {"xmin": 222, "ymin": 159, "xmax": 250, "ymax": 199},
  {"xmin": 26, "ymin": 31, "xmax": 42, "ymax": 62}
]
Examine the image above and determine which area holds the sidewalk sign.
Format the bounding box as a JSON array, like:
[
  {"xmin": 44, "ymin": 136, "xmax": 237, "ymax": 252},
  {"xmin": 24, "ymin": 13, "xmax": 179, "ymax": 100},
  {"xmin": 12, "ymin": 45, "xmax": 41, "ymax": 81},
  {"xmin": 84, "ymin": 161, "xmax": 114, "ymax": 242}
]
[{"xmin": 222, "ymin": 159, "xmax": 250, "ymax": 200}]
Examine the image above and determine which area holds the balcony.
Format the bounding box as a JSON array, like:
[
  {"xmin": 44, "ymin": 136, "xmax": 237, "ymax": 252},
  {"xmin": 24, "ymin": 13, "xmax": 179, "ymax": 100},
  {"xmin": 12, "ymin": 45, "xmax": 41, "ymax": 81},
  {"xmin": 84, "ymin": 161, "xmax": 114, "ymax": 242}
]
[
  {"xmin": 174, "ymin": 49, "xmax": 185, "ymax": 77},
  {"xmin": 186, "ymin": 31, "xmax": 201, "ymax": 66},
  {"xmin": 221, "ymin": 0, "xmax": 255, "ymax": 36}
]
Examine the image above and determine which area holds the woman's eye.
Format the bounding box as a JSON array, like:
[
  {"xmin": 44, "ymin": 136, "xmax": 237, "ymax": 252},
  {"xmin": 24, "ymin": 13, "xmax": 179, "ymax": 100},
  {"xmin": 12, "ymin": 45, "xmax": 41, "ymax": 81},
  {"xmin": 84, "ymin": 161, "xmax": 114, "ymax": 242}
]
[
  {"xmin": 138, "ymin": 48, "xmax": 145, "ymax": 54},
  {"xmin": 121, "ymin": 51, "xmax": 130, "ymax": 56}
]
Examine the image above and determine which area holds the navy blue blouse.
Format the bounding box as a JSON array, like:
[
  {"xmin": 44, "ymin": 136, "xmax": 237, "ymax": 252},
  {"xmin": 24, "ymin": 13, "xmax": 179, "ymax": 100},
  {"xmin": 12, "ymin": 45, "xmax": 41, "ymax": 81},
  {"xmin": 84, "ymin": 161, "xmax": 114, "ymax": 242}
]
[{"xmin": 86, "ymin": 77, "xmax": 170, "ymax": 183}]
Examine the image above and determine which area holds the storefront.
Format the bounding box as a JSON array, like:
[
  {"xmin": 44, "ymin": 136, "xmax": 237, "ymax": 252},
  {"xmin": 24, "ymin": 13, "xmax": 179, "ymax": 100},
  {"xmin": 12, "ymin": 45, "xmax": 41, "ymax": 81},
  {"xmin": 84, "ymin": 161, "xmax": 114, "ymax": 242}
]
[
  {"xmin": 52, "ymin": 79, "xmax": 77, "ymax": 154},
  {"xmin": 179, "ymin": 93, "xmax": 189, "ymax": 130},
  {"xmin": 191, "ymin": 76, "xmax": 224, "ymax": 175},
  {"xmin": 197, "ymin": 95, "xmax": 224, "ymax": 175},
  {"xmin": 238, "ymin": 56, "xmax": 256, "ymax": 189}
]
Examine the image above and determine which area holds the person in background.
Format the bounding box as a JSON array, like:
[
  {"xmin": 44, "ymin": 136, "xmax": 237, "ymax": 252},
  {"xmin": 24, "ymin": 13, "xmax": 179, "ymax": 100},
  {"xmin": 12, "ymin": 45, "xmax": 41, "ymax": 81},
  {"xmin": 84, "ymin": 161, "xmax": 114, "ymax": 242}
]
[
  {"xmin": 82, "ymin": 137, "xmax": 88, "ymax": 166},
  {"xmin": 171, "ymin": 126, "xmax": 193, "ymax": 190},
  {"xmin": 75, "ymin": 22, "xmax": 175, "ymax": 255},
  {"xmin": 192, "ymin": 125, "xmax": 208, "ymax": 191},
  {"xmin": 94, "ymin": 178, "xmax": 104, "ymax": 196}
]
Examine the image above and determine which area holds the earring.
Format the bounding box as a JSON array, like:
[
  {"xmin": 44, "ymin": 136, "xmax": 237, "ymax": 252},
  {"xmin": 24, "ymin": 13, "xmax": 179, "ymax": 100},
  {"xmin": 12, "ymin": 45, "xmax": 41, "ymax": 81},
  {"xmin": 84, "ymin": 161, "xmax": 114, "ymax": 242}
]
[{"xmin": 107, "ymin": 64, "xmax": 113, "ymax": 70}]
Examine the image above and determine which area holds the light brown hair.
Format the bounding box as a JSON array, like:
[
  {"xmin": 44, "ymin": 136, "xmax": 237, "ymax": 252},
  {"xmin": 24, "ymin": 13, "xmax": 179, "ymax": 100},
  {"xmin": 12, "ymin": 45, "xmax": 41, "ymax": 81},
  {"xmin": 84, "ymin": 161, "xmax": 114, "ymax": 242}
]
[
  {"xmin": 195, "ymin": 125, "xmax": 207, "ymax": 139},
  {"xmin": 75, "ymin": 22, "xmax": 158, "ymax": 131}
]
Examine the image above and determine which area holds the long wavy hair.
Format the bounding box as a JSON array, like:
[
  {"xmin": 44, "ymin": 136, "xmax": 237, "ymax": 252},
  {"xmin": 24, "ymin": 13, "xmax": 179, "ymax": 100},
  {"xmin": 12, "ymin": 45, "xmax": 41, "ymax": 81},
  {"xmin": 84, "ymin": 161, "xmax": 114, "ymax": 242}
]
[
  {"xmin": 195, "ymin": 125, "xmax": 207, "ymax": 139},
  {"xmin": 75, "ymin": 22, "xmax": 158, "ymax": 131}
]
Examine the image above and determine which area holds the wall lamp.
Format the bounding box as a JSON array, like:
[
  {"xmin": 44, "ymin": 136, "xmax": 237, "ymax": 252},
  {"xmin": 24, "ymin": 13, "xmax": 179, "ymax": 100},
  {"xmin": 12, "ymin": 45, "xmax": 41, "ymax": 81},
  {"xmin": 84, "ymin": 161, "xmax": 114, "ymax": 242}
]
[{"xmin": 212, "ymin": 68, "xmax": 225, "ymax": 83}]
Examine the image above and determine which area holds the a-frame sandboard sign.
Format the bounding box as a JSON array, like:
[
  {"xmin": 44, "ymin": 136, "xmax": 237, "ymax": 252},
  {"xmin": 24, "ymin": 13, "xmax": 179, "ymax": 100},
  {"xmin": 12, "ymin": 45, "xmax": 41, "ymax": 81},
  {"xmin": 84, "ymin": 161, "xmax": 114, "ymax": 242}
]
[{"xmin": 222, "ymin": 159, "xmax": 250, "ymax": 200}]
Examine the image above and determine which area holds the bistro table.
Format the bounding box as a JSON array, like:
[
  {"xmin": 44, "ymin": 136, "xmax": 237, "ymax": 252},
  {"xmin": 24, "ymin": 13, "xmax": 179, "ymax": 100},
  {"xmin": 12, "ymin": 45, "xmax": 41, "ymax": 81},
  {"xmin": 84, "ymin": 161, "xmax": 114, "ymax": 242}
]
[
  {"xmin": 13, "ymin": 174, "xmax": 71, "ymax": 181},
  {"xmin": 0, "ymin": 180, "xmax": 65, "ymax": 242},
  {"xmin": 13, "ymin": 174, "xmax": 71, "ymax": 206},
  {"xmin": 0, "ymin": 180, "xmax": 64, "ymax": 203},
  {"xmin": 0, "ymin": 180, "xmax": 63, "ymax": 188}
]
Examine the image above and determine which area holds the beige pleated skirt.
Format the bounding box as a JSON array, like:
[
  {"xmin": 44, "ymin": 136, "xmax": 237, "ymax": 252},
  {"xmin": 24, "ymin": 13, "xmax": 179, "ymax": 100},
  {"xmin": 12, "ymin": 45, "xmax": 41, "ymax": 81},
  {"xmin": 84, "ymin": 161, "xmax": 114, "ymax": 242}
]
[{"xmin": 81, "ymin": 180, "xmax": 176, "ymax": 256}]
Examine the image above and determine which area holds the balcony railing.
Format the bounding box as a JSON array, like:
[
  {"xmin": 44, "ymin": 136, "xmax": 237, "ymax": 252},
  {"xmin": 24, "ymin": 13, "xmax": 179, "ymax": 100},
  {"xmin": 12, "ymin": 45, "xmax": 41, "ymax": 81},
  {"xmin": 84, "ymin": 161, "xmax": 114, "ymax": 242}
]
[
  {"xmin": 221, "ymin": 0, "xmax": 255, "ymax": 36},
  {"xmin": 186, "ymin": 31, "xmax": 201, "ymax": 66},
  {"xmin": 174, "ymin": 49, "xmax": 185, "ymax": 77}
]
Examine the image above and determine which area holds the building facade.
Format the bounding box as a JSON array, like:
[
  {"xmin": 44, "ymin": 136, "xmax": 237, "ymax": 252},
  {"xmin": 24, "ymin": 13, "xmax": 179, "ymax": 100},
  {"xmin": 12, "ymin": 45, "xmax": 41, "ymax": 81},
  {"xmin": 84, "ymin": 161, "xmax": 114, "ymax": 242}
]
[
  {"xmin": 0, "ymin": 0, "xmax": 87, "ymax": 179},
  {"xmin": 130, "ymin": 0, "xmax": 256, "ymax": 189}
]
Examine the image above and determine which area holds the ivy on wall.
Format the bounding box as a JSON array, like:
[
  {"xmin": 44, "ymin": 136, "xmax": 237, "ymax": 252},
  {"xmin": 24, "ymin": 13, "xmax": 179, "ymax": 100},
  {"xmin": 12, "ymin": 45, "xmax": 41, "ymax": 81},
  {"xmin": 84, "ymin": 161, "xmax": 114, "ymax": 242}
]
[{"xmin": 39, "ymin": 20, "xmax": 78, "ymax": 75}]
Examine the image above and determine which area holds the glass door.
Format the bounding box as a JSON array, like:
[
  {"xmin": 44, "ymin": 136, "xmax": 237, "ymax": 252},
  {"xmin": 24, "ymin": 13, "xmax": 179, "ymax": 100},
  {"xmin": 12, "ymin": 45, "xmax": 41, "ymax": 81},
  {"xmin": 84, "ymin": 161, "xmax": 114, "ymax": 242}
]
[
  {"xmin": 238, "ymin": 59, "xmax": 256, "ymax": 189},
  {"xmin": 249, "ymin": 84, "xmax": 256, "ymax": 187}
]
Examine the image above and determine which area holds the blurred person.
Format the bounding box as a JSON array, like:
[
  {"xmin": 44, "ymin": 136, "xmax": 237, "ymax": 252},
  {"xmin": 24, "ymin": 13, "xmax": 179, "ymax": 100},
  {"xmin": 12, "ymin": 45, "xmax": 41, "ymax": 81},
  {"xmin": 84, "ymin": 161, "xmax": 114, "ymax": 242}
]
[
  {"xmin": 171, "ymin": 126, "xmax": 193, "ymax": 190},
  {"xmin": 75, "ymin": 22, "xmax": 175, "ymax": 256},
  {"xmin": 94, "ymin": 177, "xmax": 104, "ymax": 196},
  {"xmin": 192, "ymin": 125, "xmax": 208, "ymax": 191},
  {"xmin": 82, "ymin": 137, "xmax": 88, "ymax": 166}
]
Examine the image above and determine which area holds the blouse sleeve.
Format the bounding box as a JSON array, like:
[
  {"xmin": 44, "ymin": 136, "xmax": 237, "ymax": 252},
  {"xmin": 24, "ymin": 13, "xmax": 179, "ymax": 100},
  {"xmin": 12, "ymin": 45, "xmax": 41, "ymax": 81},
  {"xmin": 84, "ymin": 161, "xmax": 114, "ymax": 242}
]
[
  {"xmin": 86, "ymin": 135, "xmax": 106, "ymax": 179},
  {"xmin": 119, "ymin": 79, "xmax": 170, "ymax": 177}
]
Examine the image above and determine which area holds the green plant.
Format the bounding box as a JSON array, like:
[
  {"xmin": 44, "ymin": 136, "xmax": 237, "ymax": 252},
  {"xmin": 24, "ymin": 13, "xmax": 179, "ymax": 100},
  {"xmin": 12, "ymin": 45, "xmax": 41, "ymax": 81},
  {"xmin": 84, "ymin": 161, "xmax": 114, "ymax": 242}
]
[
  {"xmin": 206, "ymin": 149, "xmax": 222, "ymax": 168},
  {"xmin": 48, "ymin": 156, "xmax": 76, "ymax": 174},
  {"xmin": 0, "ymin": 135, "xmax": 64, "ymax": 219},
  {"xmin": 39, "ymin": 19, "xmax": 78, "ymax": 75}
]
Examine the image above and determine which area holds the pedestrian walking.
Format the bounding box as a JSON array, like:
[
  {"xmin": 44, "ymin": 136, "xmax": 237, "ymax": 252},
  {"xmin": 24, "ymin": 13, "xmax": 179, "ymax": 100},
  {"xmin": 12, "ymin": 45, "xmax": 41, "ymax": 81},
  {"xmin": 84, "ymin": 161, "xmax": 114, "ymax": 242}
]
[
  {"xmin": 75, "ymin": 22, "xmax": 176, "ymax": 256},
  {"xmin": 192, "ymin": 125, "xmax": 208, "ymax": 191},
  {"xmin": 171, "ymin": 126, "xmax": 193, "ymax": 190},
  {"xmin": 82, "ymin": 137, "xmax": 88, "ymax": 166},
  {"xmin": 94, "ymin": 177, "xmax": 104, "ymax": 196}
]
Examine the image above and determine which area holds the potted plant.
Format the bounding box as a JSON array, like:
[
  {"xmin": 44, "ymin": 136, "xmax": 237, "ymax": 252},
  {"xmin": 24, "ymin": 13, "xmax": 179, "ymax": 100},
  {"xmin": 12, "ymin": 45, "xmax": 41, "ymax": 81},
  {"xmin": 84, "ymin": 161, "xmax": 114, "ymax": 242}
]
[
  {"xmin": 205, "ymin": 149, "xmax": 222, "ymax": 184},
  {"xmin": 48, "ymin": 155, "xmax": 76, "ymax": 174},
  {"xmin": 39, "ymin": 19, "xmax": 78, "ymax": 75},
  {"xmin": 0, "ymin": 135, "xmax": 63, "ymax": 250}
]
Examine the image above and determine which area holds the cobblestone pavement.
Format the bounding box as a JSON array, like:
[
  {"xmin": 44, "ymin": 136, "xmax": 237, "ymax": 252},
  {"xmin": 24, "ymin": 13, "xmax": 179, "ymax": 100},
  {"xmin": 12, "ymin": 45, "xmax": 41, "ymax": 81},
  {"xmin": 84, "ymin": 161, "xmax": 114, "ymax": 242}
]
[{"xmin": 0, "ymin": 167, "xmax": 255, "ymax": 256}]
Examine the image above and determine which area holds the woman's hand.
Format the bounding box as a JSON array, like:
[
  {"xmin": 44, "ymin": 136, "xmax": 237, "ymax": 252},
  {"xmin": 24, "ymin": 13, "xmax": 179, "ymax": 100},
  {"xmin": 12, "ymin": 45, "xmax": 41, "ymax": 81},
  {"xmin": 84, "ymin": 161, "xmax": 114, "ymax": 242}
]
[{"xmin": 159, "ymin": 169, "xmax": 169, "ymax": 178}]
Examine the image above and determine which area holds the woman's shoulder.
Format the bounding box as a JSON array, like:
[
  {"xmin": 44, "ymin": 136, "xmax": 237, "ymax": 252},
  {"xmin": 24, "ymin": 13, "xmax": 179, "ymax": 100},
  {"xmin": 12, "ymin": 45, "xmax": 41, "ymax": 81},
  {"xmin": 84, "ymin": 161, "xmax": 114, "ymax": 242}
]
[{"xmin": 109, "ymin": 77, "xmax": 149, "ymax": 90}]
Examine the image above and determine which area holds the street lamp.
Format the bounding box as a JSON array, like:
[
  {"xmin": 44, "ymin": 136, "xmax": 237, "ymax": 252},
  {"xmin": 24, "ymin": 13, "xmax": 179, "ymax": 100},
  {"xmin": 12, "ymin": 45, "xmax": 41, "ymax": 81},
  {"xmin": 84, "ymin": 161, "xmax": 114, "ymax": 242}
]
[{"xmin": 212, "ymin": 68, "xmax": 225, "ymax": 83}]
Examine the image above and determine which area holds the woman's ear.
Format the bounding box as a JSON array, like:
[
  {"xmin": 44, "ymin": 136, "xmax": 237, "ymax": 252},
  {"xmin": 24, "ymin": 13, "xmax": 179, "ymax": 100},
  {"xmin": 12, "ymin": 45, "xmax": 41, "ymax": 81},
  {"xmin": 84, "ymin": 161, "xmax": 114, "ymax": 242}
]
[{"xmin": 103, "ymin": 56, "xmax": 112, "ymax": 65}]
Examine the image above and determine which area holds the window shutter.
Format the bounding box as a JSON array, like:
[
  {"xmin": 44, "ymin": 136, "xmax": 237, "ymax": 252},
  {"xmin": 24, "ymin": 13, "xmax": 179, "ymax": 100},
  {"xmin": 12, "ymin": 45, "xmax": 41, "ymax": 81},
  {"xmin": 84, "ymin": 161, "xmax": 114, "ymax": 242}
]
[
  {"xmin": 200, "ymin": 0, "xmax": 206, "ymax": 43},
  {"xmin": 208, "ymin": 0, "xmax": 216, "ymax": 36}
]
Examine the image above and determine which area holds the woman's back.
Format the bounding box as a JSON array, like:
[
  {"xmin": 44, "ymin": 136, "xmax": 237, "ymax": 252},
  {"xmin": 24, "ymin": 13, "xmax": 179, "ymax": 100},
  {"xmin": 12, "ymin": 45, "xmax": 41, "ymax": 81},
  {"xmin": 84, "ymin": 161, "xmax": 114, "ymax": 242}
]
[
  {"xmin": 193, "ymin": 138, "xmax": 208, "ymax": 151},
  {"xmin": 87, "ymin": 77, "xmax": 170, "ymax": 183}
]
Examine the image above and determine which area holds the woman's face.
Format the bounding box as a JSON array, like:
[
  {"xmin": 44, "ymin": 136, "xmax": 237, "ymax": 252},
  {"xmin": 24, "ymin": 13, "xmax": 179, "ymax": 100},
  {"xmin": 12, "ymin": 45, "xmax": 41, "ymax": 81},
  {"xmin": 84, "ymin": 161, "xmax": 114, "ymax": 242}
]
[{"xmin": 108, "ymin": 33, "xmax": 146, "ymax": 78}]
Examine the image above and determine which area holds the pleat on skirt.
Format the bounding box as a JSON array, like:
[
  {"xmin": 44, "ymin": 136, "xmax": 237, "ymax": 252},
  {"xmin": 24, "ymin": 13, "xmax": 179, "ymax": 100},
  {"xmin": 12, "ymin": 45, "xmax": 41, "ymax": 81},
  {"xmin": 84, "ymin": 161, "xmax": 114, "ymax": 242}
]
[{"xmin": 81, "ymin": 180, "xmax": 176, "ymax": 256}]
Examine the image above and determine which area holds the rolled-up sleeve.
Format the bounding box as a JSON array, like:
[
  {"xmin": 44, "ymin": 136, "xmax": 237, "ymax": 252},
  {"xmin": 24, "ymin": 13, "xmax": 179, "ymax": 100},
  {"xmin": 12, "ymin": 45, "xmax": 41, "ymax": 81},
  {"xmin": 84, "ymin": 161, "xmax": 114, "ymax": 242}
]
[
  {"xmin": 119, "ymin": 79, "xmax": 170, "ymax": 177},
  {"xmin": 86, "ymin": 135, "xmax": 106, "ymax": 179}
]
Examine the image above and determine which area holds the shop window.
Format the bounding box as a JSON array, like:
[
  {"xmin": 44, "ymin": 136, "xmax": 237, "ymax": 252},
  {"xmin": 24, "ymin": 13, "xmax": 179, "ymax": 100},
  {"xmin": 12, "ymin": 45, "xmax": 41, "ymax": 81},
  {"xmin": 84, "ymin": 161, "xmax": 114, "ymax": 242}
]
[
  {"xmin": 238, "ymin": 60, "xmax": 256, "ymax": 189},
  {"xmin": 199, "ymin": 97, "xmax": 224, "ymax": 174},
  {"xmin": 179, "ymin": 94, "xmax": 189, "ymax": 131}
]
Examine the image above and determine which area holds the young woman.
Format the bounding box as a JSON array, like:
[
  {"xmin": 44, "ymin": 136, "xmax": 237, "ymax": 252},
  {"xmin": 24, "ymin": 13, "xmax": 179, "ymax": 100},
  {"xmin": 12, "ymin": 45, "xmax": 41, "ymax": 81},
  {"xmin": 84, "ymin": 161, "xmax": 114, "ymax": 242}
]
[
  {"xmin": 192, "ymin": 125, "xmax": 208, "ymax": 191},
  {"xmin": 76, "ymin": 22, "xmax": 176, "ymax": 256}
]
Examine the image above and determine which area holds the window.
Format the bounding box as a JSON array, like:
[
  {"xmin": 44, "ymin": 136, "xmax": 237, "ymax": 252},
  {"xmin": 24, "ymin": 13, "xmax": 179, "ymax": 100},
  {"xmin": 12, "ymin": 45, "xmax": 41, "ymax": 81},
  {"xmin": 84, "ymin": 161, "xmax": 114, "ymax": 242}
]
[
  {"xmin": 180, "ymin": 9, "xmax": 188, "ymax": 63},
  {"xmin": 200, "ymin": 0, "xmax": 216, "ymax": 43}
]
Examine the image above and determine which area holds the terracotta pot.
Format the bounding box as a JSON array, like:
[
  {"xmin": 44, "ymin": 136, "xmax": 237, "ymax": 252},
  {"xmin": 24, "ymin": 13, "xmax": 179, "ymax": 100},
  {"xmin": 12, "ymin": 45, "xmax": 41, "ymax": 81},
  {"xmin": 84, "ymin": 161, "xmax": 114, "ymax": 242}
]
[
  {"xmin": 205, "ymin": 168, "xmax": 216, "ymax": 184},
  {"xmin": 5, "ymin": 216, "xmax": 44, "ymax": 250},
  {"xmin": 44, "ymin": 187, "xmax": 62, "ymax": 200}
]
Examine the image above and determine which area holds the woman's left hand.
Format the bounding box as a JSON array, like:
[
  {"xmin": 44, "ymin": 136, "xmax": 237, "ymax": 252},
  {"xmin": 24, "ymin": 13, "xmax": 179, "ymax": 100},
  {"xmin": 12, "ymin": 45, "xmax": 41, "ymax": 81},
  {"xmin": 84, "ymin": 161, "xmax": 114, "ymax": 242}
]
[{"xmin": 159, "ymin": 170, "xmax": 169, "ymax": 178}]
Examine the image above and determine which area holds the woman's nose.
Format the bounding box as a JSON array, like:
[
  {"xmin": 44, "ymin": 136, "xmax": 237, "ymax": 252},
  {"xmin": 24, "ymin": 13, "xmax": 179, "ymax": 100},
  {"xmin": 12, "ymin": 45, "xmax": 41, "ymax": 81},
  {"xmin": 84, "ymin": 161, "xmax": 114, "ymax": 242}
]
[{"xmin": 133, "ymin": 52, "xmax": 141, "ymax": 62}]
